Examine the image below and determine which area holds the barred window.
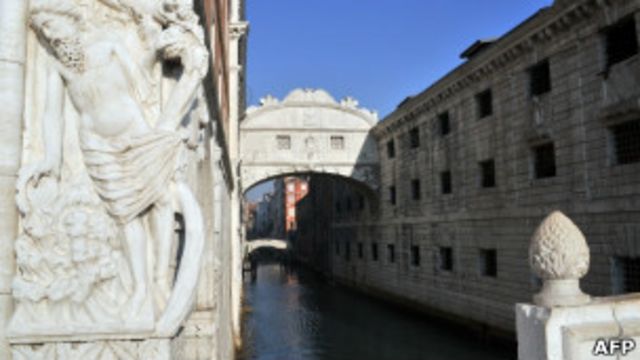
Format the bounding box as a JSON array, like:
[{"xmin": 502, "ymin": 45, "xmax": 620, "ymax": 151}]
[
  {"xmin": 479, "ymin": 249, "xmax": 498, "ymax": 277},
  {"xmin": 476, "ymin": 89, "xmax": 493, "ymax": 118},
  {"xmin": 387, "ymin": 244, "xmax": 395, "ymax": 263},
  {"xmin": 409, "ymin": 127, "xmax": 420, "ymax": 148},
  {"xmin": 612, "ymin": 256, "xmax": 640, "ymax": 294},
  {"xmin": 387, "ymin": 139, "xmax": 396, "ymax": 158},
  {"xmin": 439, "ymin": 111, "xmax": 451, "ymax": 136},
  {"xmin": 331, "ymin": 135, "xmax": 345, "ymax": 150},
  {"xmin": 441, "ymin": 171, "xmax": 452, "ymax": 194},
  {"xmin": 371, "ymin": 243, "xmax": 379, "ymax": 261},
  {"xmin": 411, "ymin": 179, "xmax": 421, "ymax": 200},
  {"xmin": 605, "ymin": 17, "xmax": 638, "ymax": 69},
  {"xmin": 480, "ymin": 159, "xmax": 496, "ymax": 188},
  {"xmin": 610, "ymin": 119, "xmax": 640, "ymax": 164},
  {"xmin": 533, "ymin": 142, "xmax": 556, "ymax": 178},
  {"xmin": 411, "ymin": 246, "xmax": 421, "ymax": 266},
  {"xmin": 438, "ymin": 246, "xmax": 453, "ymax": 271},
  {"xmin": 276, "ymin": 135, "xmax": 291, "ymax": 149},
  {"xmin": 529, "ymin": 59, "xmax": 551, "ymax": 96},
  {"xmin": 358, "ymin": 242, "xmax": 364, "ymax": 259}
]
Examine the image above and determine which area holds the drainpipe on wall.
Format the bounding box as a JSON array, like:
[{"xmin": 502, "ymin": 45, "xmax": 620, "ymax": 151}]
[{"xmin": 0, "ymin": 0, "xmax": 28, "ymax": 358}]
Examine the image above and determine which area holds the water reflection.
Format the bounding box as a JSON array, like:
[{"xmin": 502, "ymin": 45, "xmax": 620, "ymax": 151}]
[{"xmin": 239, "ymin": 263, "xmax": 515, "ymax": 360}]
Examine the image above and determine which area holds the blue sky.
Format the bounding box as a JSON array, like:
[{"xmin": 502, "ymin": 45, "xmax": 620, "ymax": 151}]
[{"xmin": 244, "ymin": 0, "xmax": 553, "ymax": 201}]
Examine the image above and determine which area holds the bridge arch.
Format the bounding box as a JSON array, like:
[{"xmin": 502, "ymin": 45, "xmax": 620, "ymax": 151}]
[{"xmin": 240, "ymin": 89, "xmax": 380, "ymax": 193}]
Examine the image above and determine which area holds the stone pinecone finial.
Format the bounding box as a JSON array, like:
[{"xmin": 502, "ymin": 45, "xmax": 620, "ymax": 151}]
[{"xmin": 529, "ymin": 211, "xmax": 591, "ymax": 307}]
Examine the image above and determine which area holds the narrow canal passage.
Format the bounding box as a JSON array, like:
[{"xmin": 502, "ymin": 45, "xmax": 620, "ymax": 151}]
[{"xmin": 238, "ymin": 263, "xmax": 515, "ymax": 360}]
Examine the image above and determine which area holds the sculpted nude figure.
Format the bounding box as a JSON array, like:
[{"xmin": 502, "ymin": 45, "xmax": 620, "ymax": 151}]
[{"xmin": 22, "ymin": 0, "xmax": 207, "ymax": 333}]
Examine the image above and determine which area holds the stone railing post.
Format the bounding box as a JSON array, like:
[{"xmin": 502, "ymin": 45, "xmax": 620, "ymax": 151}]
[{"xmin": 516, "ymin": 211, "xmax": 640, "ymax": 360}]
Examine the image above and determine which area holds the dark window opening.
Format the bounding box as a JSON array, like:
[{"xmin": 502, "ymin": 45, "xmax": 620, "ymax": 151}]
[
  {"xmin": 387, "ymin": 139, "xmax": 396, "ymax": 158},
  {"xmin": 389, "ymin": 186, "xmax": 397, "ymax": 205},
  {"xmin": 612, "ymin": 256, "xmax": 640, "ymax": 294},
  {"xmin": 409, "ymin": 127, "xmax": 420, "ymax": 148},
  {"xmin": 411, "ymin": 179, "xmax": 421, "ymax": 200},
  {"xmin": 346, "ymin": 197, "xmax": 352, "ymax": 212},
  {"xmin": 611, "ymin": 119, "xmax": 640, "ymax": 164},
  {"xmin": 438, "ymin": 246, "xmax": 453, "ymax": 271},
  {"xmin": 345, "ymin": 242, "xmax": 351, "ymax": 261},
  {"xmin": 529, "ymin": 59, "xmax": 551, "ymax": 96},
  {"xmin": 411, "ymin": 246, "xmax": 421, "ymax": 266},
  {"xmin": 479, "ymin": 249, "xmax": 498, "ymax": 277},
  {"xmin": 441, "ymin": 171, "xmax": 452, "ymax": 194},
  {"xmin": 439, "ymin": 111, "xmax": 451, "ymax": 136},
  {"xmin": 358, "ymin": 194, "xmax": 365, "ymax": 210},
  {"xmin": 533, "ymin": 142, "xmax": 557, "ymax": 178},
  {"xmin": 335, "ymin": 201, "xmax": 341, "ymax": 213},
  {"xmin": 387, "ymin": 244, "xmax": 395, "ymax": 263},
  {"xmin": 358, "ymin": 243, "xmax": 363, "ymax": 259},
  {"xmin": 476, "ymin": 89, "xmax": 493, "ymax": 118},
  {"xmin": 605, "ymin": 17, "xmax": 638, "ymax": 68},
  {"xmin": 480, "ymin": 159, "xmax": 496, "ymax": 188},
  {"xmin": 335, "ymin": 241, "xmax": 340, "ymax": 255},
  {"xmin": 372, "ymin": 243, "xmax": 379, "ymax": 261}
]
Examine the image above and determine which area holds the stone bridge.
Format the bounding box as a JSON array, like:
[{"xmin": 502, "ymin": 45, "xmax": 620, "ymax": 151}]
[
  {"xmin": 239, "ymin": 88, "xmax": 380, "ymax": 194},
  {"xmin": 244, "ymin": 238, "xmax": 290, "ymax": 256}
]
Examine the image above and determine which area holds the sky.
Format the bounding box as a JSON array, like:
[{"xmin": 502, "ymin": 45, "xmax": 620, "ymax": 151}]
[{"xmin": 244, "ymin": 0, "xmax": 553, "ymax": 202}]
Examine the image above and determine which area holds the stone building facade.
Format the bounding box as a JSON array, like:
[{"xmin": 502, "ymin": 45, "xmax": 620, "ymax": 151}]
[
  {"xmin": 0, "ymin": 0, "xmax": 247, "ymax": 359},
  {"xmin": 303, "ymin": 0, "xmax": 640, "ymax": 336}
]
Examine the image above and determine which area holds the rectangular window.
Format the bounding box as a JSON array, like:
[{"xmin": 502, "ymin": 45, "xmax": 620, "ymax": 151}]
[
  {"xmin": 480, "ymin": 159, "xmax": 496, "ymax": 188},
  {"xmin": 331, "ymin": 135, "xmax": 345, "ymax": 150},
  {"xmin": 335, "ymin": 201, "xmax": 341, "ymax": 213},
  {"xmin": 440, "ymin": 171, "xmax": 452, "ymax": 194},
  {"xmin": 479, "ymin": 249, "xmax": 498, "ymax": 277},
  {"xmin": 411, "ymin": 179, "xmax": 421, "ymax": 200},
  {"xmin": 357, "ymin": 194, "xmax": 365, "ymax": 210},
  {"xmin": 358, "ymin": 242, "xmax": 363, "ymax": 259},
  {"xmin": 387, "ymin": 139, "xmax": 396, "ymax": 158},
  {"xmin": 409, "ymin": 127, "xmax": 420, "ymax": 148},
  {"xmin": 605, "ymin": 17, "xmax": 639, "ymax": 69},
  {"xmin": 387, "ymin": 244, "xmax": 395, "ymax": 263},
  {"xmin": 529, "ymin": 59, "xmax": 551, "ymax": 96},
  {"xmin": 335, "ymin": 241, "xmax": 340, "ymax": 255},
  {"xmin": 345, "ymin": 241, "xmax": 351, "ymax": 261},
  {"xmin": 438, "ymin": 246, "xmax": 453, "ymax": 271},
  {"xmin": 476, "ymin": 89, "xmax": 493, "ymax": 118},
  {"xmin": 439, "ymin": 111, "xmax": 450, "ymax": 136},
  {"xmin": 346, "ymin": 197, "xmax": 352, "ymax": 212},
  {"xmin": 612, "ymin": 256, "xmax": 640, "ymax": 294},
  {"xmin": 533, "ymin": 142, "xmax": 557, "ymax": 178},
  {"xmin": 389, "ymin": 186, "xmax": 397, "ymax": 205},
  {"xmin": 371, "ymin": 243, "xmax": 379, "ymax": 261},
  {"xmin": 611, "ymin": 119, "xmax": 640, "ymax": 164},
  {"xmin": 411, "ymin": 246, "xmax": 421, "ymax": 266},
  {"xmin": 276, "ymin": 135, "xmax": 291, "ymax": 149}
]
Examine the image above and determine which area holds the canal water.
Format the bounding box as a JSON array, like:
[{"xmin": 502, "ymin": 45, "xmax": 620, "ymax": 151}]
[{"xmin": 238, "ymin": 263, "xmax": 516, "ymax": 360}]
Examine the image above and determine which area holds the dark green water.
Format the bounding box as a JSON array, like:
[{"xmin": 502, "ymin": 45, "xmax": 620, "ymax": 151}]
[{"xmin": 238, "ymin": 263, "xmax": 515, "ymax": 360}]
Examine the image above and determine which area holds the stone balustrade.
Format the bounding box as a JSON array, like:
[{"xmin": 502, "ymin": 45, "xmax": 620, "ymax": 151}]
[{"xmin": 517, "ymin": 211, "xmax": 640, "ymax": 360}]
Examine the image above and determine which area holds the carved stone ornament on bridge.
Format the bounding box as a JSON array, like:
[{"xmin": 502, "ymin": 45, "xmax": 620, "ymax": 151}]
[
  {"xmin": 9, "ymin": 0, "xmax": 209, "ymax": 344},
  {"xmin": 529, "ymin": 211, "xmax": 591, "ymax": 307}
]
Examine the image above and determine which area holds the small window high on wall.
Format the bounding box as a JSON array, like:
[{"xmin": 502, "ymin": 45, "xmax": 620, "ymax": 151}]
[
  {"xmin": 605, "ymin": 17, "xmax": 638, "ymax": 69},
  {"xmin": 610, "ymin": 119, "xmax": 640, "ymax": 165}
]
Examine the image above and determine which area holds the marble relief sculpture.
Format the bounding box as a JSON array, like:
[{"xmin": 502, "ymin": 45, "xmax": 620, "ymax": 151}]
[{"xmin": 9, "ymin": 0, "xmax": 208, "ymax": 340}]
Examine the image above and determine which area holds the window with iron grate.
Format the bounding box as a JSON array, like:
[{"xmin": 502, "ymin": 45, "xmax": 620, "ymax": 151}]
[
  {"xmin": 612, "ymin": 256, "xmax": 640, "ymax": 294},
  {"xmin": 610, "ymin": 119, "xmax": 640, "ymax": 165}
]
